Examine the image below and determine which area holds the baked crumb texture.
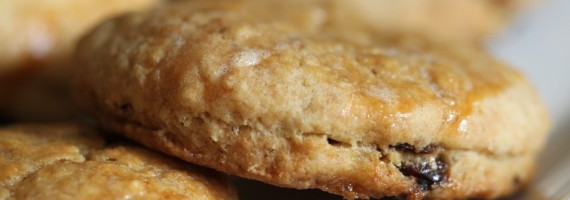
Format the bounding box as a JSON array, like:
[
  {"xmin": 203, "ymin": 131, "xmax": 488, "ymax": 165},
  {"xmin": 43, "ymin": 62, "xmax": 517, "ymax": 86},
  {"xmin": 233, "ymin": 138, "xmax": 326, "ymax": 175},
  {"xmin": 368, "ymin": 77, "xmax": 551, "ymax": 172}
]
[
  {"xmin": 0, "ymin": 124, "xmax": 237, "ymax": 200},
  {"xmin": 73, "ymin": 0, "xmax": 550, "ymax": 199}
]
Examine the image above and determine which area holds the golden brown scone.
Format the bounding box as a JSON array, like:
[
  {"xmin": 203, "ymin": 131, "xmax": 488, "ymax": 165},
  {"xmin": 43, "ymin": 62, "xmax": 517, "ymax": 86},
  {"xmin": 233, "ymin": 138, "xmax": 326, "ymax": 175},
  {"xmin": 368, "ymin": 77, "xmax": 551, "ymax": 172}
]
[
  {"xmin": 0, "ymin": 0, "xmax": 160, "ymax": 121},
  {"xmin": 0, "ymin": 123, "xmax": 237, "ymax": 200},
  {"xmin": 73, "ymin": 1, "xmax": 550, "ymax": 199}
]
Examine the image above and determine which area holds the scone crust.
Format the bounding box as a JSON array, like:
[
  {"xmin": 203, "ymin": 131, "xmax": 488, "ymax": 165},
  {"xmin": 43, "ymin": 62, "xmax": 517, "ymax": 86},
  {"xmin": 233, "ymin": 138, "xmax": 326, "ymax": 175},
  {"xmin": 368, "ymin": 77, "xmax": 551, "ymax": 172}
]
[
  {"xmin": 0, "ymin": 124, "xmax": 237, "ymax": 200},
  {"xmin": 73, "ymin": 1, "xmax": 550, "ymax": 199}
]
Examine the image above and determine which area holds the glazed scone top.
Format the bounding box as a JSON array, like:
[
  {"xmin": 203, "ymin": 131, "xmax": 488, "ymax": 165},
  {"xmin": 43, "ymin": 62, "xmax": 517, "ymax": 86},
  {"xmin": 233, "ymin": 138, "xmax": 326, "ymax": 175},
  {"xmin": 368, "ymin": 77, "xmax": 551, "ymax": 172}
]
[
  {"xmin": 75, "ymin": 0, "xmax": 549, "ymax": 157},
  {"xmin": 0, "ymin": 124, "xmax": 237, "ymax": 200}
]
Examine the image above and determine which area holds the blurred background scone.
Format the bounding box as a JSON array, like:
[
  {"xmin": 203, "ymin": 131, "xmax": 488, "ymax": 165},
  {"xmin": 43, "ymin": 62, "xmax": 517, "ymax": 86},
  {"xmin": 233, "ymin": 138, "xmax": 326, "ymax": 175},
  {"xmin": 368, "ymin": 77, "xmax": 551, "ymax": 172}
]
[
  {"xmin": 342, "ymin": 0, "xmax": 535, "ymax": 42},
  {"xmin": 0, "ymin": 0, "xmax": 159, "ymax": 122},
  {"xmin": 0, "ymin": 0, "xmax": 158, "ymax": 72},
  {"xmin": 0, "ymin": 123, "xmax": 237, "ymax": 200}
]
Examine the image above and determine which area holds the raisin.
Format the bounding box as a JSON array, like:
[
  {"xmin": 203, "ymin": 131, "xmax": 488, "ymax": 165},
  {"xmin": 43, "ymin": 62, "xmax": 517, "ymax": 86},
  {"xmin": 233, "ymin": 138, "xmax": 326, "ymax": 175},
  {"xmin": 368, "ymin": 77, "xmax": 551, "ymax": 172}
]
[
  {"xmin": 327, "ymin": 138, "xmax": 343, "ymax": 146},
  {"xmin": 393, "ymin": 143, "xmax": 415, "ymax": 152},
  {"xmin": 419, "ymin": 145, "xmax": 436, "ymax": 154},
  {"xmin": 392, "ymin": 143, "xmax": 436, "ymax": 154},
  {"xmin": 398, "ymin": 158, "xmax": 447, "ymax": 190},
  {"xmin": 119, "ymin": 103, "xmax": 132, "ymax": 112}
]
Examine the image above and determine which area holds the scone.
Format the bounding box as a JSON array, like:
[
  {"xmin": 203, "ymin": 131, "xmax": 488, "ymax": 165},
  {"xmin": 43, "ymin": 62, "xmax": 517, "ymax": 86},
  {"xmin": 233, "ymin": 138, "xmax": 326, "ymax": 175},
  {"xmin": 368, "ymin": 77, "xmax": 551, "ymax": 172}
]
[
  {"xmin": 342, "ymin": 0, "xmax": 534, "ymax": 43},
  {"xmin": 0, "ymin": 0, "xmax": 159, "ymax": 121},
  {"xmin": 0, "ymin": 123, "xmax": 237, "ymax": 200},
  {"xmin": 0, "ymin": 0, "xmax": 159, "ymax": 73},
  {"xmin": 72, "ymin": 1, "xmax": 550, "ymax": 199}
]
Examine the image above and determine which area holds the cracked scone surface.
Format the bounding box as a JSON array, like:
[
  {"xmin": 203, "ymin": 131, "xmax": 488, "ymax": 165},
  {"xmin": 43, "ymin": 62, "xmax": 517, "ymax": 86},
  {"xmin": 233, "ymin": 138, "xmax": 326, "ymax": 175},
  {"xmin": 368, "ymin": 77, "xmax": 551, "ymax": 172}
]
[
  {"xmin": 0, "ymin": 124, "xmax": 237, "ymax": 200},
  {"xmin": 73, "ymin": 1, "xmax": 550, "ymax": 199}
]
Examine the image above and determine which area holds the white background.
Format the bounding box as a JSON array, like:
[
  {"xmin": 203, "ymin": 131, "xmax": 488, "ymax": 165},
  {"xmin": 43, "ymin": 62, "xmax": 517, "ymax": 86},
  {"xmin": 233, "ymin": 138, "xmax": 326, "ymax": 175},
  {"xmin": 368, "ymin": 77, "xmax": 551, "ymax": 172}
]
[
  {"xmin": 491, "ymin": 0, "xmax": 570, "ymax": 198},
  {"xmin": 491, "ymin": 0, "xmax": 570, "ymax": 126}
]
